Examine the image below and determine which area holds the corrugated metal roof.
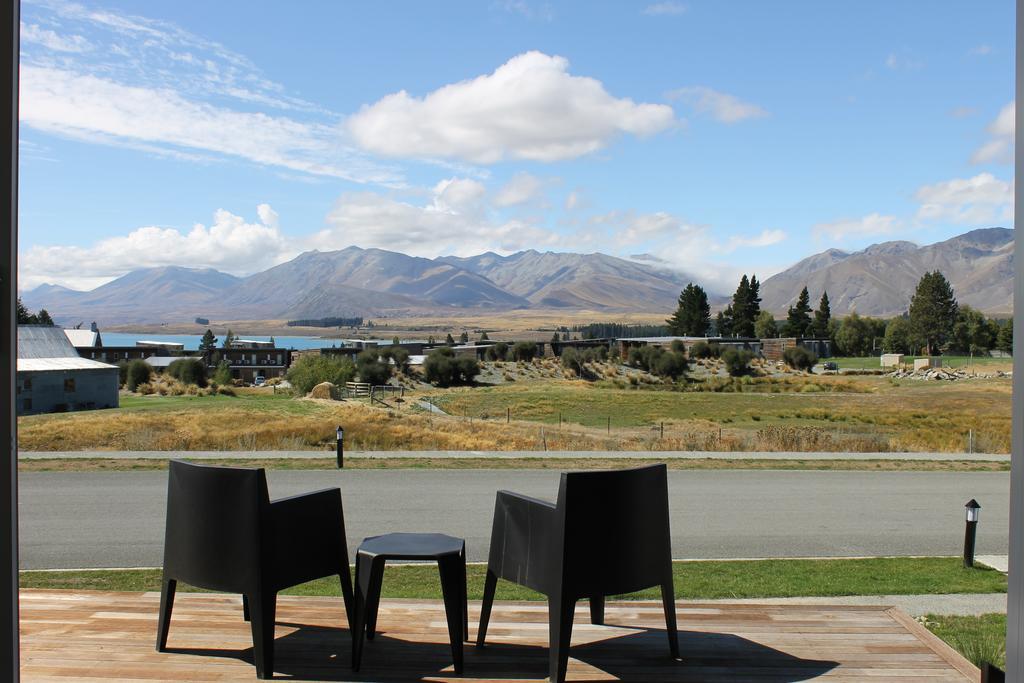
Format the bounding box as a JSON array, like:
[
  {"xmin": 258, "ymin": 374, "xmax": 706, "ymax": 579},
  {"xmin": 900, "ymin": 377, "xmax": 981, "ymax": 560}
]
[
  {"xmin": 18, "ymin": 325, "xmax": 79, "ymax": 359},
  {"xmin": 143, "ymin": 356, "xmax": 180, "ymax": 368},
  {"xmin": 17, "ymin": 357, "xmax": 119, "ymax": 372},
  {"xmin": 63, "ymin": 329, "xmax": 99, "ymax": 348}
]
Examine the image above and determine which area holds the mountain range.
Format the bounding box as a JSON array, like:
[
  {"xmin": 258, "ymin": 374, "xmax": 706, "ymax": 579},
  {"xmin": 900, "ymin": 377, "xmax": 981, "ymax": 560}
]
[
  {"xmin": 22, "ymin": 247, "xmax": 698, "ymax": 325},
  {"xmin": 759, "ymin": 227, "xmax": 1013, "ymax": 317},
  {"xmin": 21, "ymin": 227, "xmax": 1014, "ymax": 325}
]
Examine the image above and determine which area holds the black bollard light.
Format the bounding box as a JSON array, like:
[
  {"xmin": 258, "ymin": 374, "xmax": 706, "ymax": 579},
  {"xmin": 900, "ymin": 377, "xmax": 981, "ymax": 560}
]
[
  {"xmin": 342, "ymin": 423, "xmax": 350, "ymax": 466},
  {"xmin": 963, "ymin": 499, "xmax": 980, "ymax": 568}
]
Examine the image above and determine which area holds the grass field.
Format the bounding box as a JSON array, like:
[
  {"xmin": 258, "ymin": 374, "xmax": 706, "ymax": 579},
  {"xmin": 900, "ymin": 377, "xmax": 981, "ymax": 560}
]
[
  {"xmin": 831, "ymin": 355, "xmax": 1012, "ymax": 372},
  {"xmin": 20, "ymin": 557, "xmax": 1005, "ymax": 601},
  {"xmin": 16, "ymin": 365, "xmax": 1012, "ymax": 454}
]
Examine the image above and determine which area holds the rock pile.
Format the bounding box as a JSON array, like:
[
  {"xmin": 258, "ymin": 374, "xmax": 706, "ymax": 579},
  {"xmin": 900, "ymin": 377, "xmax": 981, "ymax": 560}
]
[{"xmin": 887, "ymin": 368, "xmax": 1012, "ymax": 381}]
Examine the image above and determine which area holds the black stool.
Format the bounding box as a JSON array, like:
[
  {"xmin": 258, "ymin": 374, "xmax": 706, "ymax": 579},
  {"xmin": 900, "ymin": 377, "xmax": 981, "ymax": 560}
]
[{"xmin": 352, "ymin": 532, "xmax": 468, "ymax": 673}]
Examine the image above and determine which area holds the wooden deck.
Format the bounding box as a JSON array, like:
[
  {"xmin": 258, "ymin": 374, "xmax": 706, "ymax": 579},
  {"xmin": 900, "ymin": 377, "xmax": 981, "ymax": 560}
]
[{"xmin": 20, "ymin": 589, "xmax": 979, "ymax": 682}]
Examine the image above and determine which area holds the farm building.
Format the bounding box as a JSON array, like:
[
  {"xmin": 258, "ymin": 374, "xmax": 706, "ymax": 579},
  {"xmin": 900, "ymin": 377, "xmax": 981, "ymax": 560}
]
[
  {"xmin": 617, "ymin": 336, "xmax": 762, "ymax": 357},
  {"xmin": 63, "ymin": 322, "xmax": 102, "ymax": 348},
  {"xmin": 17, "ymin": 325, "xmax": 119, "ymax": 416}
]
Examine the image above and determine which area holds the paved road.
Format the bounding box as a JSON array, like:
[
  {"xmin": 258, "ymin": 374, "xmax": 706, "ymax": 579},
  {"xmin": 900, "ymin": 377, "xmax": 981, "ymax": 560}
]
[
  {"xmin": 19, "ymin": 449, "xmax": 1009, "ymax": 461},
  {"xmin": 18, "ymin": 469, "xmax": 1009, "ymax": 569}
]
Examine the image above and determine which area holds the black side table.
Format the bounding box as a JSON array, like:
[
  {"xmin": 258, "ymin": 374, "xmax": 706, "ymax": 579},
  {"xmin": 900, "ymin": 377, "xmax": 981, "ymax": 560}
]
[{"xmin": 351, "ymin": 532, "xmax": 468, "ymax": 674}]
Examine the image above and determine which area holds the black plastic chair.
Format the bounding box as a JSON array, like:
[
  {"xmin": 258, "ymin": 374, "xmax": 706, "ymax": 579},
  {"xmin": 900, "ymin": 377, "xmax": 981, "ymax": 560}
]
[
  {"xmin": 155, "ymin": 460, "xmax": 354, "ymax": 679},
  {"xmin": 477, "ymin": 463, "xmax": 678, "ymax": 683}
]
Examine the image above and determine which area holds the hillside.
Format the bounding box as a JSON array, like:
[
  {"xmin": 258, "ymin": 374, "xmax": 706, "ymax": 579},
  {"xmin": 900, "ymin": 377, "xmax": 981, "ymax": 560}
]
[{"xmin": 759, "ymin": 228, "xmax": 1013, "ymax": 316}]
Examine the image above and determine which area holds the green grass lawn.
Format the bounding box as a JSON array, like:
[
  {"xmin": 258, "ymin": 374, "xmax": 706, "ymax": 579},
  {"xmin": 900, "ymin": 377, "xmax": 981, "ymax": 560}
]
[
  {"xmin": 924, "ymin": 613, "xmax": 1006, "ymax": 669},
  {"xmin": 116, "ymin": 390, "xmax": 314, "ymax": 415},
  {"xmin": 831, "ymin": 355, "xmax": 1011, "ymax": 371},
  {"xmin": 20, "ymin": 557, "xmax": 1005, "ymax": 601}
]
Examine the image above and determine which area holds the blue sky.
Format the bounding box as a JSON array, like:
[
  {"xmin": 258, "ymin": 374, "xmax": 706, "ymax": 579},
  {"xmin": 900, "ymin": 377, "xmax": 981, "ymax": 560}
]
[{"xmin": 17, "ymin": 0, "xmax": 1015, "ymax": 294}]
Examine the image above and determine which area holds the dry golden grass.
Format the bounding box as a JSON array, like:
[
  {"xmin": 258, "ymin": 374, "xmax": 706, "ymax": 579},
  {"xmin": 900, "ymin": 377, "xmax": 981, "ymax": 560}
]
[{"xmin": 17, "ymin": 457, "xmax": 1009, "ymax": 473}]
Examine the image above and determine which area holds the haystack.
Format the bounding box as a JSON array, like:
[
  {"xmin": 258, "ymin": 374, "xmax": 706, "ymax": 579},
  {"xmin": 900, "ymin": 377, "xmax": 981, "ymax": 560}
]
[{"xmin": 309, "ymin": 381, "xmax": 339, "ymax": 400}]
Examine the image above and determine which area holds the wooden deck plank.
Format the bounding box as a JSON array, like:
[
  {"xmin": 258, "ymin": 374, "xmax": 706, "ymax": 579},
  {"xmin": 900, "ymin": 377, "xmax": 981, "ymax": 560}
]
[{"xmin": 18, "ymin": 590, "xmax": 979, "ymax": 682}]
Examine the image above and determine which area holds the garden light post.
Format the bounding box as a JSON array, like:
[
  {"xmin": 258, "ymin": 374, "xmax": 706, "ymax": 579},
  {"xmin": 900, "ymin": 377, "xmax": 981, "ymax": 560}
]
[
  {"xmin": 964, "ymin": 499, "xmax": 980, "ymax": 568},
  {"xmin": 342, "ymin": 423, "xmax": 350, "ymax": 466}
]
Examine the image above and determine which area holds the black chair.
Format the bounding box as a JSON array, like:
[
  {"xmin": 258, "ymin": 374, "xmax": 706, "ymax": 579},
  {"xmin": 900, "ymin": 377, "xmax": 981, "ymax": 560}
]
[
  {"xmin": 155, "ymin": 460, "xmax": 355, "ymax": 679},
  {"xmin": 477, "ymin": 463, "xmax": 678, "ymax": 683}
]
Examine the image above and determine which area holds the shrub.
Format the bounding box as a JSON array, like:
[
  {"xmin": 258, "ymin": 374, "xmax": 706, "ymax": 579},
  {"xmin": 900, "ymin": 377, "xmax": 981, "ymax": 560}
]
[
  {"xmin": 212, "ymin": 360, "xmax": 233, "ymax": 386},
  {"xmin": 286, "ymin": 354, "xmax": 356, "ymax": 394},
  {"xmin": 689, "ymin": 341, "xmax": 716, "ymax": 359},
  {"xmin": 379, "ymin": 346, "xmax": 410, "ymax": 374},
  {"xmin": 356, "ymin": 350, "xmax": 392, "ymax": 386},
  {"xmin": 722, "ymin": 349, "xmax": 755, "ymax": 377},
  {"xmin": 561, "ymin": 347, "xmax": 582, "ymax": 376},
  {"xmin": 423, "ymin": 347, "xmax": 480, "ymax": 387},
  {"xmin": 125, "ymin": 359, "xmax": 151, "ymax": 391},
  {"xmin": 670, "ymin": 339, "xmax": 686, "ymax": 354},
  {"xmin": 486, "ymin": 342, "xmax": 509, "ymax": 361},
  {"xmin": 511, "ymin": 341, "xmax": 538, "ymax": 362},
  {"xmin": 655, "ymin": 351, "xmax": 689, "ymax": 380},
  {"xmin": 167, "ymin": 358, "xmax": 207, "ymax": 387},
  {"xmin": 116, "ymin": 360, "xmax": 130, "ymax": 386},
  {"xmin": 782, "ymin": 346, "xmax": 818, "ymax": 371}
]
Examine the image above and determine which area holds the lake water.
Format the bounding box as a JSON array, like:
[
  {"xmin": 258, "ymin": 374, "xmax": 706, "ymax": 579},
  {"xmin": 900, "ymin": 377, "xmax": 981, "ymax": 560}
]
[{"xmin": 100, "ymin": 333, "xmax": 346, "ymax": 350}]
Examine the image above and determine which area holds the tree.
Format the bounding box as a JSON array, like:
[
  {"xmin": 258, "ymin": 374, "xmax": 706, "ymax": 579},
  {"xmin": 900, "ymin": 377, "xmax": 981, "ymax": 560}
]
[
  {"xmin": 199, "ymin": 329, "xmax": 218, "ymax": 352},
  {"xmin": 445, "ymin": 333, "xmax": 455, "ymax": 345},
  {"xmin": 721, "ymin": 349, "xmax": 754, "ymax": 376},
  {"xmin": 783, "ymin": 287, "xmax": 813, "ymax": 337},
  {"xmin": 716, "ymin": 307, "xmax": 734, "ymax": 337},
  {"xmin": 459, "ymin": 331, "xmax": 469, "ymax": 344},
  {"xmin": 125, "ymin": 360, "xmax": 152, "ymax": 391},
  {"xmin": 511, "ymin": 341, "xmax": 538, "ymax": 361},
  {"xmin": 782, "ymin": 347, "xmax": 817, "ymax": 371},
  {"xmin": 16, "ymin": 297, "xmax": 54, "ymax": 325},
  {"xmin": 212, "ymin": 360, "xmax": 233, "ymax": 386},
  {"xmin": 997, "ymin": 318, "xmax": 1013, "ymax": 356},
  {"xmin": 268, "ymin": 336, "xmax": 276, "ymax": 346},
  {"xmin": 666, "ymin": 283, "xmax": 711, "ymax": 336},
  {"xmin": 729, "ymin": 275, "xmax": 760, "ymax": 338},
  {"xmin": 222, "ymin": 329, "xmax": 235, "ymax": 349},
  {"xmin": 479, "ymin": 331, "xmax": 489, "ymax": 341},
  {"xmin": 286, "ymin": 355, "xmax": 356, "ymax": 394},
  {"xmin": 754, "ymin": 311, "xmax": 778, "ymax": 339},
  {"xmin": 908, "ymin": 271, "xmax": 958, "ymax": 355},
  {"xmin": 379, "ymin": 346, "xmax": 410, "ymax": 374},
  {"xmin": 812, "ymin": 291, "xmax": 831, "ymax": 338},
  {"xmin": 551, "ymin": 332, "xmax": 561, "ymax": 345},
  {"xmin": 167, "ymin": 358, "xmax": 207, "ymax": 387},
  {"xmin": 487, "ymin": 342, "xmax": 509, "ymax": 361},
  {"xmin": 835, "ymin": 312, "xmax": 874, "ymax": 357},
  {"xmin": 950, "ymin": 306, "xmax": 994, "ymax": 355},
  {"xmin": 882, "ymin": 317, "xmax": 913, "ymax": 354},
  {"xmin": 355, "ymin": 350, "xmax": 392, "ymax": 385},
  {"xmin": 423, "ymin": 347, "xmax": 479, "ymax": 387},
  {"xmin": 36, "ymin": 309, "xmax": 54, "ymax": 326}
]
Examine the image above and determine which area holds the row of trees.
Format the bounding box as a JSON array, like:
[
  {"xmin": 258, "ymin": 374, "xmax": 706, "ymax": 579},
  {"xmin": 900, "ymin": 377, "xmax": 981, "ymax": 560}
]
[
  {"xmin": 16, "ymin": 298, "xmax": 54, "ymax": 326},
  {"xmin": 667, "ymin": 271, "xmax": 1011, "ymax": 356}
]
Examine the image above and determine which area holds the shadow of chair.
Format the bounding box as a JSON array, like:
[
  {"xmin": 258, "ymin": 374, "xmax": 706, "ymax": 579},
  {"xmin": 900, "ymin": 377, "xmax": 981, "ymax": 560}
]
[
  {"xmin": 155, "ymin": 460, "xmax": 354, "ymax": 679},
  {"xmin": 162, "ymin": 616, "xmax": 837, "ymax": 682},
  {"xmin": 477, "ymin": 463, "xmax": 682, "ymax": 683}
]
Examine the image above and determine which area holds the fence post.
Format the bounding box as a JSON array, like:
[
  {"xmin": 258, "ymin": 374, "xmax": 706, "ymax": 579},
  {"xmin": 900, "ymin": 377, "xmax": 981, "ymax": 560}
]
[
  {"xmin": 607, "ymin": 416, "xmax": 611, "ymax": 434},
  {"xmin": 507, "ymin": 407, "xmax": 510, "ymax": 424},
  {"xmin": 660, "ymin": 421, "xmax": 664, "ymax": 439}
]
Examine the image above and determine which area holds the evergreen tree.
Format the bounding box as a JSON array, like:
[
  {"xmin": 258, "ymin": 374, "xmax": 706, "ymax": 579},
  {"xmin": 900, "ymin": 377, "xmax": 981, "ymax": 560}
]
[
  {"xmin": 997, "ymin": 318, "xmax": 1013, "ymax": 356},
  {"xmin": 730, "ymin": 275, "xmax": 754, "ymax": 337},
  {"xmin": 783, "ymin": 287, "xmax": 813, "ymax": 337},
  {"xmin": 199, "ymin": 329, "xmax": 218, "ymax": 352},
  {"xmin": 754, "ymin": 310, "xmax": 778, "ymax": 338},
  {"xmin": 666, "ymin": 283, "xmax": 711, "ymax": 336},
  {"xmin": 716, "ymin": 306, "xmax": 734, "ymax": 337},
  {"xmin": 35, "ymin": 309, "xmax": 54, "ymax": 326},
  {"xmin": 480, "ymin": 331, "xmax": 489, "ymax": 341},
  {"xmin": 950, "ymin": 306, "xmax": 993, "ymax": 355},
  {"xmin": 16, "ymin": 297, "xmax": 30, "ymax": 324},
  {"xmin": 812, "ymin": 291, "xmax": 831, "ymax": 338},
  {"xmin": 551, "ymin": 332, "xmax": 561, "ymax": 345},
  {"xmin": 748, "ymin": 275, "xmax": 761, "ymax": 323},
  {"xmin": 445, "ymin": 333, "xmax": 455, "ymax": 345},
  {"xmin": 459, "ymin": 331, "xmax": 469, "ymax": 344},
  {"xmin": 222, "ymin": 329, "xmax": 235, "ymax": 349},
  {"xmin": 269, "ymin": 336, "xmax": 276, "ymax": 346},
  {"xmin": 908, "ymin": 270, "xmax": 958, "ymax": 355}
]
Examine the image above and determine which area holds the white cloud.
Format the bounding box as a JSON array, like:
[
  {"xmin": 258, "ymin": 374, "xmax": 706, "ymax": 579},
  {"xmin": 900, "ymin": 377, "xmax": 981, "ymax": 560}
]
[
  {"xmin": 19, "ymin": 65, "xmax": 400, "ymax": 184},
  {"xmin": 885, "ymin": 51, "xmax": 925, "ymax": 71},
  {"xmin": 564, "ymin": 189, "xmax": 583, "ymax": 211},
  {"xmin": 314, "ymin": 185, "xmax": 561, "ymax": 258},
  {"xmin": 494, "ymin": 172, "xmax": 545, "ymax": 207},
  {"xmin": 643, "ymin": 2, "xmax": 687, "ymax": 16},
  {"xmin": 812, "ymin": 213, "xmax": 901, "ymax": 242},
  {"xmin": 915, "ymin": 173, "xmax": 1013, "ymax": 224},
  {"xmin": 347, "ymin": 51, "xmax": 676, "ymax": 163},
  {"xmin": 20, "ymin": 22, "xmax": 92, "ymax": 52},
  {"xmin": 19, "ymin": 205, "xmax": 290, "ymax": 290},
  {"xmin": 430, "ymin": 177, "xmax": 487, "ymax": 212},
  {"xmin": 725, "ymin": 229, "xmax": 787, "ymax": 251},
  {"xmin": 668, "ymin": 86, "xmax": 768, "ymax": 123},
  {"xmin": 495, "ymin": 1, "xmax": 554, "ymax": 21},
  {"xmin": 972, "ymin": 101, "xmax": 1014, "ymax": 164},
  {"xmin": 969, "ymin": 44, "xmax": 992, "ymax": 56}
]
